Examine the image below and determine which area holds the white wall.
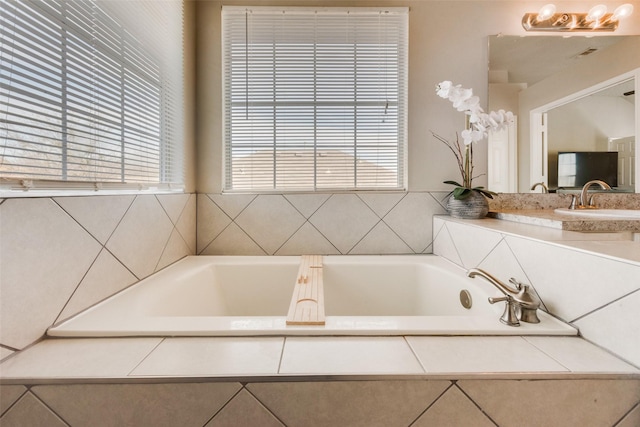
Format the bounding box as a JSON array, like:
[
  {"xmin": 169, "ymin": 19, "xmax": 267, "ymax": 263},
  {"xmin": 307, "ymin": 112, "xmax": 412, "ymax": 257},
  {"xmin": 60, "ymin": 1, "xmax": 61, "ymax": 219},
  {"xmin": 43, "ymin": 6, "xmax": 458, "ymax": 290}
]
[{"xmin": 195, "ymin": 0, "xmax": 640, "ymax": 193}]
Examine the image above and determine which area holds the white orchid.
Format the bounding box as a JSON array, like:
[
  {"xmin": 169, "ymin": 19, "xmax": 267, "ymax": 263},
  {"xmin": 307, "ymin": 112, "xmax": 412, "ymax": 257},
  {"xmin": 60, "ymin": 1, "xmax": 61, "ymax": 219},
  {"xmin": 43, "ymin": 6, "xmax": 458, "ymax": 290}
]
[{"xmin": 433, "ymin": 81, "xmax": 514, "ymax": 199}]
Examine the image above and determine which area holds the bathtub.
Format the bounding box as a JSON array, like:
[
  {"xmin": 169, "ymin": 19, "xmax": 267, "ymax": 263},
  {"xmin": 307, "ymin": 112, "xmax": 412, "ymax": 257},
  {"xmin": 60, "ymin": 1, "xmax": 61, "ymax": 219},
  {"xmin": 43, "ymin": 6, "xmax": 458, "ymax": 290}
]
[{"xmin": 48, "ymin": 255, "xmax": 577, "ymax": 337}]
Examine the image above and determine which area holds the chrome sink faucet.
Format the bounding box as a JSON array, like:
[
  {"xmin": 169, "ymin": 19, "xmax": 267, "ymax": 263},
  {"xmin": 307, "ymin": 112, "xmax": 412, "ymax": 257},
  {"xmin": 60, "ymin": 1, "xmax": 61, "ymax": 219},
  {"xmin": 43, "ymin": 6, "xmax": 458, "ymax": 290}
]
[
  {"xmin": 467, "ymin": 268, "xmax": 541, "ymax": 327},
  {"xmin": 578, "ymin": 179, "xmax": 611, "ymax": 209}
]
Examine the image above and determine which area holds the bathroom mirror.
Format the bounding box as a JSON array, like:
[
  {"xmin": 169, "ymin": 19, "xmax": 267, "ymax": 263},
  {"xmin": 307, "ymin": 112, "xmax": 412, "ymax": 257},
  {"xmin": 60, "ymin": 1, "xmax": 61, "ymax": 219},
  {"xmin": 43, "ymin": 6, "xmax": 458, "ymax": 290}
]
[{"xmin": 488, "ymin": 35, "xmax": 639, "ymax": 193}]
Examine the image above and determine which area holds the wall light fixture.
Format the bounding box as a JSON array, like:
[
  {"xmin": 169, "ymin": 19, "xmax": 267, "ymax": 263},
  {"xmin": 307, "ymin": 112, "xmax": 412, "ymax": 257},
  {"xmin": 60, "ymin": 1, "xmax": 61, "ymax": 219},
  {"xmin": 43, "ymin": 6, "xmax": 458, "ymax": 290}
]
[{"xmin": 522, "ymin": 3, "xmax": 634, "ymax": 32}]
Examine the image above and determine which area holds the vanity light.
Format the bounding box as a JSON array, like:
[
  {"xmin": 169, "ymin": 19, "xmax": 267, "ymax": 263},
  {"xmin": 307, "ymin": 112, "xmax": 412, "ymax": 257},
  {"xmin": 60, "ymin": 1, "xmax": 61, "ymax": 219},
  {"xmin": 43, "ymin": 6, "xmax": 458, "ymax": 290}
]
[{"xmin": 522, "ymin": 3, "xmax": 634, "ymax": 32}]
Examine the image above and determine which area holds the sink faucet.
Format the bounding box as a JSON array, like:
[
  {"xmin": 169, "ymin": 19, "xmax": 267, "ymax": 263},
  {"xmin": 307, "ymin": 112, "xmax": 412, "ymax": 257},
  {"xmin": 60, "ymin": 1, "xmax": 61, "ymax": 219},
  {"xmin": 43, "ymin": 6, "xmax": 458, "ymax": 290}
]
[
  {"xmin": 579, "ymin": 180, "xmax": 611, "ymax": 208},
  {"xmin": 467, "ymin": 268, "xmax": 541, "ymax": 327},
  {"xmin": 531, "ymin": 182, "xmax": 548, "ymax": 193}
]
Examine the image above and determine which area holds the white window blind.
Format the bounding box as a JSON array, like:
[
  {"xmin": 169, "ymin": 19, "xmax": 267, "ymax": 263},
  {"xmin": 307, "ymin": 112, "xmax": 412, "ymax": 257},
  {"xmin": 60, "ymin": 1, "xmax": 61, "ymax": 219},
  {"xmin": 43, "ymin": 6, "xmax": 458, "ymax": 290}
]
[
  {"xmin": 0, "ymin": 0, "xmax": 184, "ymax": 191},
  {"xmin": 222, "ymin": 6, "xmax": 408, "ymax": 191}
]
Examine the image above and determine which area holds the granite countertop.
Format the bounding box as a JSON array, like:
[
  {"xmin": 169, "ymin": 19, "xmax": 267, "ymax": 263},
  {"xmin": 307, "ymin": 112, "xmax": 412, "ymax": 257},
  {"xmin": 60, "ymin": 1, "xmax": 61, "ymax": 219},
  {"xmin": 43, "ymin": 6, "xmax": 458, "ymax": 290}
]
[{"xmin": 488, "ymin": 209, "xmax": 640, "ymax": 232}]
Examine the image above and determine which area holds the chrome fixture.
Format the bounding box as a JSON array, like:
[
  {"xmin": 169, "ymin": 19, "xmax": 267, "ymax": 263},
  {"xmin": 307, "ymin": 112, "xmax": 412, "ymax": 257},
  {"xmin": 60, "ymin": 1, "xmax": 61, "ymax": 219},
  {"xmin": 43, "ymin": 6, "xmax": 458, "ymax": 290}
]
[
  {"xmin": 531, "ymin": 182, "xmax": 549, "ymax": 193},
  {"xmin": 467, "ymin": 268, "xmax": 541, "ymax": 327},
  {"xmin": 579, "ymin": 179, "xmax": 612, "ymax": 208},
  {"xmin": 522, "ymin": 3, "xmax": 634, "ymax": 32}
]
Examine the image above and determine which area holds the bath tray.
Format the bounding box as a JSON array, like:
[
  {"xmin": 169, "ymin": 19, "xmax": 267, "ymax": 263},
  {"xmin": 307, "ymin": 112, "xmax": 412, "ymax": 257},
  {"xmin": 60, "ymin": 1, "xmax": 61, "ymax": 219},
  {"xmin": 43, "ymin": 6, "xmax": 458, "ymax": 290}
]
[{"xmin": 286, "ymin": 255, "xmax": 325, "ymax": 325}]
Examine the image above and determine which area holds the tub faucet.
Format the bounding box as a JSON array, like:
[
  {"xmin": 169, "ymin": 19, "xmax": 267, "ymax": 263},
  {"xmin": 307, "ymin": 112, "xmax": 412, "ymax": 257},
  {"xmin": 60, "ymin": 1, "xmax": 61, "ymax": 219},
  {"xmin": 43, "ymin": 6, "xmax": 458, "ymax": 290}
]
[
  {"xmin": 579, "ymin": 180, "xmax": 611, "ymax": 209},
  {"xmin": 531, "ymin": 182, "xmax": 548, "ymax": 193},
  {"xmin": 467, "ymin": 268, "xmax": 541, "ymax": 327}
]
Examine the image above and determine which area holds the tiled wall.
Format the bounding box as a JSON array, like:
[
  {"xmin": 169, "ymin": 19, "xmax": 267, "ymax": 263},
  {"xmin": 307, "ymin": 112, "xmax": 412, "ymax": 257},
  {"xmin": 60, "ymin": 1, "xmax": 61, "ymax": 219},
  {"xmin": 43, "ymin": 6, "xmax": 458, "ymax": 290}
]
[
  {"xmin": 433, "ymin": 216, "xmax": 640, "ymax": 368},
  {"xmin": 197, "ymin": 192, "xmax": 448, "ymax": 255},
  {"xmin": 0, "ymin": 194, "xmax": 196, "ymax": 354},
  {"xmin": 2, "ymin": 379, "xmax": 639, "ymax": 426}
]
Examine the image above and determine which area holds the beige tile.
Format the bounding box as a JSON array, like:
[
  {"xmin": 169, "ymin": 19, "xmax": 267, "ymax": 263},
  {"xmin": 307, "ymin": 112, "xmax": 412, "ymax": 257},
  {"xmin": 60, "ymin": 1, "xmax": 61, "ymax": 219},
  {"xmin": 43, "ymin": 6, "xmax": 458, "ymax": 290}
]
[
  {"xmin": 0, "ymin": 338, "xmax": 160, "ymax": 378},
  {"xmin": 0, "ymin": 392, "xmax": 66, "ymax": 427},
  {"xmin": 413, "ymin": 385, "xmax": 494, "ymax": 427},
  {"xmin": 279, "ymin": 337, "xmax": 423, "ymax": 375},
  {"xmin": 57, "ymin": 249, "xmax": 137, "ymax": 321},
  {"xmin": 1, "ymin": 347, "xmax": 14, "ymax": 361},
  {"xmin": 459, "ymin": 379, "xmax": 640, "ymax": 427},
  {"xmin": 106, "ymin": 195, "xmax": 174, "ymax": 279},
  {"xmin": 524, "ymin": 336, "xmax": 639, "ymax": 373},
  {"xmin": 248, "ymin": 380, "xmax": 451, "ymax": 427},
  {"xmin": 55, "ymin": 195, "xmax": 135, "ymax": 244},
  {"xmin": 33, "ymin": 382, "xmax": 241, "ymax": 427},
  {"xmin": 616, "ymin": 403, "xmax": 640, "ymax": 427},
  {"xmin": 201, "ymin": 222, "xmax": 267, "ymax": 255},
  {"xmin": 358, "ymin": 192, "xmax": 405, "ymax": 217},
  {"xmin": 176, "ymin": 193, "xmax": 197, "ymax": 253},
  {"xmin": 197, "ymin": 194, "xmax": 232, "ymax": 253},
  {"xmin": 407, "ymin": 336, "xmax": 567, "ymax": 374},
  {"xmin": 206, "ymin": 389, "xmax": 284, "ymax": 427},
  {"xmin": 383, "ymin": 192, "xmax": 445, "ymax": 253},
  {"xmin": 156, "ymin": 229, "xmax": 191, "ymax": 271},
  {"xmin": 432, "ymin": 223, "xmax": 463, "ymax": 266},
  {"xmin": 350, "ymin": 221, "xmax": 414, "ymax": 254},
  {"xmin": 209, "ymin": 193, "xmax": 257, "ymax": 219},
  {"xmin": 574, "ymin": 290, "xmax": 640, "ymax": 368},
  {"xmin": 131, "ymin": 337, "xmax": 284, "ymax": 376},
  {"xmin": 506, "ymin": 235, "xmax": 640, "ymax": 321},
  {"xmin": 445, "ymin": 220, "xmax": 503, "ymax": 269},
  {"xmin": 284, "ymin": 193, "xmax": 331, "ymax": 218},
  {"xmin": 235, "ymin": 195, "xmax": 306, "ymax": 255},
  {"xmin": 0, "ymin": 198, "xmax": 102, "ymax": 349},
  {"xmin": 309, "ymin": 194, "xmax": 379, "ymax": 254},
  {"xmin": 275, "ymin": 222, "xmax": 340, "ymax": 255},
  {"xmin": 0, "ymin": 385, "xmax": 26, "ymax": 414},
  {"xmin": 156, "ymin": 193, "xmax": 190, "ymax": 224}
]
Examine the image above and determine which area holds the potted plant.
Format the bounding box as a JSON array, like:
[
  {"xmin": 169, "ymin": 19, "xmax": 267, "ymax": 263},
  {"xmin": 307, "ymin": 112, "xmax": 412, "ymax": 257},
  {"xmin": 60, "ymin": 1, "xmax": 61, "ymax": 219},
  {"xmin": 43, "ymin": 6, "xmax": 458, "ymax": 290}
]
[{"xmin": 434, "ymin": 80, "xmax": 514, "ymax": 218}]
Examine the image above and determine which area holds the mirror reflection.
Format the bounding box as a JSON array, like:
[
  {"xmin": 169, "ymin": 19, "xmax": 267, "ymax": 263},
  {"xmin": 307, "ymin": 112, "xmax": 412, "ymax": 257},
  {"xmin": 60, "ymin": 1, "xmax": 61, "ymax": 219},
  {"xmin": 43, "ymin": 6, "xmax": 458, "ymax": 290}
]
[{"xmin": 488, "ymin": 35, "xmax": 638, "ymax": 193}]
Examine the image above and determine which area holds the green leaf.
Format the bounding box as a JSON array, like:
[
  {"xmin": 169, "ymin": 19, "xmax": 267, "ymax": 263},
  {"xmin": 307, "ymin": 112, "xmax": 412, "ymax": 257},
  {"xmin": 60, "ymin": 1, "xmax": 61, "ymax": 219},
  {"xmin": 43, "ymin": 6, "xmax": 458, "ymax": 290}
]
[
  {"xmin": 443, "ymin": 180, "xmax": 463, "ymax": 187},
  {"xmin": 452, "ymin": 187, "xmax": 472, "ymax": 199}
]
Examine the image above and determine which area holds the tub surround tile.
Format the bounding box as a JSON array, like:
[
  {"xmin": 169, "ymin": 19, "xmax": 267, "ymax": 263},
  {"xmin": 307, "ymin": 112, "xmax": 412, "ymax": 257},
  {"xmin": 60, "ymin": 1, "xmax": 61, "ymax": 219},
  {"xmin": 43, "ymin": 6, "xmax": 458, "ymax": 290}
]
[
  {"xmin": 200, "ymin": 222, "xmax": 267, "ymax": 255},
  {"xmin": 156, "ymin": 228, "xmax": 191, "ymax": 271},
  {"xmin": 0, "ymin": 338, "xmax": 161, "ymax": 379},
  {"xmin": 309, "ymin": 194, "xmax": 380, "ymax": 254},
  {"xmin": 561, "ymin": 239, "xmax": 640, "ymax": 265},
  {"xmin": 31, "ymin": 382, "xmax": 242, "ymax": 427},
  {"xmin": 412, "ymin": 385, "xmax": 495, "ymax": 427},
  {"xmin": 357, "ymin": 192, "xmax": 405, "ymax": 218},
  {"xmin": 54, "ymin": 195, "xmax": 135, "ymax": 244},
  {"xmin": 506, "ymin": 235, "xmax": 640, "ymax": 322},
  {"xmin": 175, "ymin": 193, "xmax": 197, "ymax": 253},
  {"xmin": 1, "ymin": 347, "xmax": 14, "ymax": 361},
  {"xmin": 209, "ymin": 193, "xmax": 257, "ymax": 219},
  {"xmin": 432, "ymin": 222, "xmax": 463, "ymax": 266},
  {"xmin": 105, "ymin": 195, "xmax": 174, "ymax": 279},
  {"xmin": 275, "ymin": 222, "xmax": 340, "ymax": 256},
  {"xmin": 617, "ymin": 403, "xmax": 640, "ymax": 427},
  {"xmin": 57, "ymin": 249, "xmax": 138, "ymax": 322},
  {"xmin": 205, "ymin": 389, "xmax": 284, "ymax": 427},
  {"xmin": 444, "ymin": 220, "xmax": 503, "ymax": 269},
  {"xmin": 284, "ymin": 193, "xmax": 331, "ymax": 218},
  {"xmin": 247, "ymin": 380, "xmax": 450, "ymax": 427},
  {"xmin": 279, "ymin": 337, "xmax": 423, "ymax": 375},
  {"xmin": 382, "ymin": 192, "xmax": 444, "ymax": 253},
  {"xmin": 574, "ymin": 289, "xmax": 640, "ymax": 368},
  {"xmin": 0, "ymin": 385, "xmax": 26, "ymax": 415},
  {"xmin": 458, "ymin": 379, "xmax": 640, "ymax": 427},
  {"xmin": 407, "ymin": 337, "xmax": 567, "ymax": 374},
  {"xmin": 0, "ymin": 198, "xmax": 102, "ymax": 350},
  {"xmin": 350, "ymin": 221, "xmax": 414, "ymax": 254},
  {"xmin": 235, "ymin": 195, "xmax": 306, "ymax": 255},
  {"xmin": 156, "ymin": 193, "xmax": 190, "ymax": 224},
  {"xmin": 130, "ymin": 338, "xmax": 284, "ymax": 377},
  {"xmin": 0, "ymin": 392, "xmax": 67, "ymax": 427},
  {"xmin": 524, "ymin": 336, "xmax": 640, "ymax": 373},
  {"xmin": 197, "ymin": 194, "xmax": 232, "ymax": 253}
]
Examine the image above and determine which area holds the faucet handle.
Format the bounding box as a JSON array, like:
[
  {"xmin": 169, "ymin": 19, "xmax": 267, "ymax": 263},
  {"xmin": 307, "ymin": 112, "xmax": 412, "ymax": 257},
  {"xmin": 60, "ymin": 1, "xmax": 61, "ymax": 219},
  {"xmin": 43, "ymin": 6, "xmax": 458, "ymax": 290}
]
[
  {"xmin": 568, "ymin": 194, "xmax": 577, "ymax": 210},
  {"xmin": 488, "ymin": 295, "xmax": 520, "ymax": 327}
]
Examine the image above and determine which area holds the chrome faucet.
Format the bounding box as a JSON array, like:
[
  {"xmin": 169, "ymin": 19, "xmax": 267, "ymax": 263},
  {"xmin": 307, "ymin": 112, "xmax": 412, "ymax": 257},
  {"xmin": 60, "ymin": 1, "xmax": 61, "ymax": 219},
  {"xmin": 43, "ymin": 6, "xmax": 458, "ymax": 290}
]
[
  {"xmin": 579, "ymin": 180, "xmax": 611, "ymax": 209},
  {"xmin": 531, "ymin": 182, "xmax": 548, "ymax": 193},
  {"xmin": 467, "ymin": 268, "xmax": 541, "ymax": 327}
]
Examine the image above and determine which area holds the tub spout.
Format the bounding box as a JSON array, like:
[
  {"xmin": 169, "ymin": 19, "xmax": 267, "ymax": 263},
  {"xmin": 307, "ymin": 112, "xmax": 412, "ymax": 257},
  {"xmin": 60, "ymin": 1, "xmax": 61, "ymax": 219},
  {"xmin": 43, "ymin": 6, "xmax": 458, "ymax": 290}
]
[{"xmin": 467, "ymin": 268, "xmax": 541, "ymax": 326}]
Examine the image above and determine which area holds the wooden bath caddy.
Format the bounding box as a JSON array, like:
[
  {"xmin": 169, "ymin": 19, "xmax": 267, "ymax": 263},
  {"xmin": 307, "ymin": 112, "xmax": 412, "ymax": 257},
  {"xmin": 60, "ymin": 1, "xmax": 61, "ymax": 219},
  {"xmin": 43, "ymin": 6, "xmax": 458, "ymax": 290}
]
[{"xmin": 286, "ymin": 255, "xmax": 326, "ymax": 325}]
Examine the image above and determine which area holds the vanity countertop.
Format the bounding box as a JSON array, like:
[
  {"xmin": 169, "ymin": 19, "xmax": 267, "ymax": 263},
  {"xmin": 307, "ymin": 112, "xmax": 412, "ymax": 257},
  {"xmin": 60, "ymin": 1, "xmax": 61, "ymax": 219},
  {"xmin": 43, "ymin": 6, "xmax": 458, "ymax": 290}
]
[{"xmin": 489, "ymin": 209, "xmax": 640, "ymax": 232}]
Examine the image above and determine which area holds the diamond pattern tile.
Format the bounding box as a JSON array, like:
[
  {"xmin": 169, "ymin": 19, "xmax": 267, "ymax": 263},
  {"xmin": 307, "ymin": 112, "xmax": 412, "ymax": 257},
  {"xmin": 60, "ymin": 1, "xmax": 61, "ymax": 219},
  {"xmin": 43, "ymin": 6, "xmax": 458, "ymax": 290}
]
[
  {"xmin": 0, "ymin": 385, "xmax": 26, "ymax": 415},
  {"xmin": 206, "ymin": 389, "xmax": 284, "ymax": 427},
  {"xmin": 197, "ymin": 194, "xmax": 232, "ymax": 253},
  {"xmin": 309, "ymin": 194, "xmax": 379, "ymax": 254},
  {"xmin": 444, "ymin": 220, "xmax": 502, "ymax": 268},
  {"xmin": 413, "ymin": 385, "xmax": 494, "ymax": 427},
  {"xmin": 156, "ymin": 193, "xmax": 190, "ymax": 224},
  {"xmin": 176, "ymin": 194, "xmax": 197, "ymax": 253},
  {"xmin": 235, "ymin": 195, "xmax": 306, "ymax": 254},
  {"xmin": 284, "ymin": 193, "xmax": 331, "ymax": 218},
  {"xmin": 432, "ymin": 223, "xmax": 463, "ymax": 266},
  {"xmin": 275, "ymin": 222, "xmax": 339, "ymax": 255},
  {"xmin": 350, "ymin": 221, "xmax": 413, "ymax": 254},
  {"xmin": 209, "ymin": 193, "xmax": 256, "ymax": 219},
  {"xmin": 358, "ymin": 192, "xmax": 405, "ymax": 217},
  {"xmin": 202, "ymin": 222, "xmax": 266, "ymax": 255},
  {"xmin": 0, "ymin": 393, "xmax": 67, "ymax": 427}
]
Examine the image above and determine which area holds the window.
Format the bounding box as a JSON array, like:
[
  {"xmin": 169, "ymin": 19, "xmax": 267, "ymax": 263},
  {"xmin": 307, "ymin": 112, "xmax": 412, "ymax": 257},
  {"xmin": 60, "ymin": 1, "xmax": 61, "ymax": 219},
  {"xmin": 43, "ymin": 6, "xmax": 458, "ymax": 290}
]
[
  {"xmin": 222, "ymin": 6, "xmax": 408, "ymax": 191},
  {"xmin": 0, "ymin": 0, "xmax": 184, "ymax": 192}
]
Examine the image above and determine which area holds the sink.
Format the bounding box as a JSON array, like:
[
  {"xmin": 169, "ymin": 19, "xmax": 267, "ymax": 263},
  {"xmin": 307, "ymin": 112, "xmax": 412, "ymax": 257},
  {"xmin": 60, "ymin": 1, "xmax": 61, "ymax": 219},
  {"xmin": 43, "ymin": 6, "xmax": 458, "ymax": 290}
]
[{"xmin": 554, "ymin": 208, "xmax": 640, "ymax": 219}]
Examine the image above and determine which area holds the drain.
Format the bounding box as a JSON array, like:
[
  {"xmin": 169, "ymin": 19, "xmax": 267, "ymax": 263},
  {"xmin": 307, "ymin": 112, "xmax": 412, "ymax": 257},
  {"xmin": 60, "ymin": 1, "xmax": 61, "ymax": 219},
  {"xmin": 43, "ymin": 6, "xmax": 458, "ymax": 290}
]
[{"xmin": 459, "ymin": 290, "xmax": 472, "ymax": 309}]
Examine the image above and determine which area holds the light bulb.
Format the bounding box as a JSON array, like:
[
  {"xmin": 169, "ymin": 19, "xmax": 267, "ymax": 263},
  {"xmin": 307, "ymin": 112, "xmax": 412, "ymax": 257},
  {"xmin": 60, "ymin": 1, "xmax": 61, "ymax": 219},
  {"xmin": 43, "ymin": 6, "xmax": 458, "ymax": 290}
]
[
  {"xmin": 587, "ymin": 4, "xmax": 608, "ymax": 21},
  {"xmin": 537, "ymin": 3, "xmax": 557, "ymax": 20},
  {"xmin": 612, "ymin": 3, "xmax": 634, "ymax": 20}
]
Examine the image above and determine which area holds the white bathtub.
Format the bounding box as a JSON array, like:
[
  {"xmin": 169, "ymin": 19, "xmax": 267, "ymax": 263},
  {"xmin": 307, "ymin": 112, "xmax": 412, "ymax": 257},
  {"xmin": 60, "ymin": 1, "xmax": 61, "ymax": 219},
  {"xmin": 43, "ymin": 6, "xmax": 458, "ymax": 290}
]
[{"xmin": 48, "ymin": 255, "xmax": 576, "ymax": 337}]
